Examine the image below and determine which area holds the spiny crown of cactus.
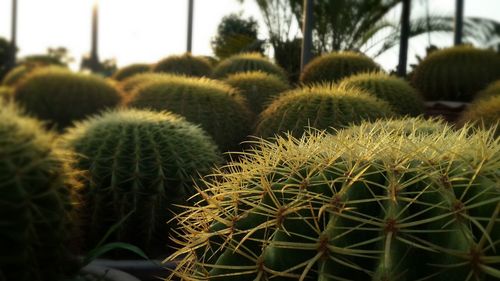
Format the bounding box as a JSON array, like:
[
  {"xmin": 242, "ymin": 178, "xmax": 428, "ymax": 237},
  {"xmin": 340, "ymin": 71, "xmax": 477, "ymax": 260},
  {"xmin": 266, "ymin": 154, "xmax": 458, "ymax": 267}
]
[
  {"xmin": 1, "ymin": 64, "xmax": 51, "ymax": 87},
  {"xmin": 255, "ymin": 83, "xmax": 394, "ymax": 138},
  {"xmin": 118, "ymin": 72, "xmax": 173, "ymax": 95},
  {"xmin": 153, "ymin": 53, "xmax": 213, "ymax": 77},
  {"xmin": 475, "ymin": 80, "xmax": 500, "ymax": 101},
  {"xmin": 0, "ymin": 102, "xmax": 79, "ymax": 281},
  {"xmin": 112, "ymin": 63, "xmax": 151, "ymax": 81},
  {"xmin": 212, "ymin": 52, "xmax": 288, "ymax": 81},
  {"xmin": 338, "ymin": 72, "xmax": 425, "ymax": 116},
  {"xmin": 300, "ymin": 51, "xmax": 381, "ymax": 84},
  {"xmin": 13, "ymin": 67, "xmax": 122, "ymax": 130},
  {"xmin": 0, "ymin": 86, "xmax": 13, "ymax": 101},
  {"xmin": 411, "ymin": 45, "xmax": 500, "ymax": 102},
  {"xmin": 62, "ymin": 109, "xmax": 221, "ymax": 256},
  {"xmin": 223, "ymin": 71, "xmax": 290, "ymax": 114},
  {"xmin": 127, "ymin": 75, "xmax": 253, "ymax": 152},
  {"xmin": 458, "ymin": 95, "xmax": 500, "ymax": 137},
  {"xmin": 166, "ymin": 117, "xmax": 500, "ymax": 281}
]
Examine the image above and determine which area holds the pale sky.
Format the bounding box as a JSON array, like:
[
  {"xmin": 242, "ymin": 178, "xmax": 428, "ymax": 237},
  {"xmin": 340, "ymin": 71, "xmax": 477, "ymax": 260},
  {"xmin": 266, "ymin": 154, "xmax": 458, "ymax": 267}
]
[{"xmin": 1, "ymin": 0, "xmax": 499, "ymax": 71}]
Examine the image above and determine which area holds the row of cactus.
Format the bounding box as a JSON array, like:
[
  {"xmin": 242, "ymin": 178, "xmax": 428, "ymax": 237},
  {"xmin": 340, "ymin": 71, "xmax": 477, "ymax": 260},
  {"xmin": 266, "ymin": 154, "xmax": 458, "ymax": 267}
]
[{"xmin": 166, "ymin": 117, "xmax": 500, "ymax": 281}]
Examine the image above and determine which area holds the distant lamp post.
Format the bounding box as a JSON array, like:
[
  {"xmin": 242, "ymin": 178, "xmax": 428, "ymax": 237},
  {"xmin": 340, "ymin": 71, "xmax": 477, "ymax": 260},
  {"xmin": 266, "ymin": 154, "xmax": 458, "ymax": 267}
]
[
  {"xmin": 187, "ymin": 0, "xmax": 194, "ymax": 53},
  {"xmin": 397, "ymin": 0, "xmax": 411, "ymax": 77},
  {"xmin": 300, "ymin": 0, "xmax": 314, "ymax": 72},
  {"xmin": 8, "ymin": 0, "xmax": 18, "ymax": 70},
  {"xmin": 89, "ymin": 0, "xmax": 101, "ymax": 72},
  {"xmin": 454, "ymin": 0, "xmax": 464, "ymax": 45}
]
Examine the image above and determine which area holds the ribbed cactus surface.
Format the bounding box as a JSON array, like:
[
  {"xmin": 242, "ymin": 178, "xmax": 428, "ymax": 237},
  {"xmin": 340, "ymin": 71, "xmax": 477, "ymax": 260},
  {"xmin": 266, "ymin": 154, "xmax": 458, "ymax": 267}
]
[
  {"xmin": 338, "ymin": 72, "xmax": 425, "ymax": 116},
  {"xmin": 300, "ymin": 51, "xmax": 380, "ymax": 84},
  {"xmin": 153, "ymin": 53, "xmax": 212, "ymax": 77},
  {"xmin": 411, "ymin": 45, "xmax": 500, "ymax": 102},
  {"xmin": 112, "ymin": 63, "xmax": 151, "ymax": 81},
  {"xmin": 255, "ymin": 84, "xmax": 394, "ymax": 138},
  {"xmin": 212, "ymin": 53, "xmax": 288, "ymax": 81},
  {"xmin": 166, "ymin": 118, "xmax": 500, "ymax": 281},
  {"xmin": 127, "ymin": 75, "xmax": 253, "ymax": 152},
  {"xmin": 223, "ymin": 71, "xmax": 290, "ymax": 114},
  {"xmin": 13, "ymin": 67, "xmax": 122, "ymax": 130},
  {"xmin": 62, "ymin": 109, "xmax": 221, "ymax": 255},
  {"xmin": 0, "ymin": 102, "xmax": 78, "ymax": 281}
]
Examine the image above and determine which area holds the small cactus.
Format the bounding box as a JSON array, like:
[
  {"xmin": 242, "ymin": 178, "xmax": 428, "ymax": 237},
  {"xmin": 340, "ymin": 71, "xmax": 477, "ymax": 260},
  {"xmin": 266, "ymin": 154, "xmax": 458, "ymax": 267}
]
[
  {"xmin": 13, "ymin": 67, "xmax": 122, "ymax": 130},
  {"xmin": 118, "ymin": 73, "xmax": 172, "ymax": 95},
  {"xmin": 153, "ymin": 53, "xmax": 212, "ymax": 77},
  {"xmin": 223, "ymin": 71, "xmax": 290, "ymax": 114},
  {"xmin": 411, "ymin": 45, "xmax": 500, "ymax": 102},
  {"xmin": 127, "ymin": 75, "xmax": 253, "ymax": 152},
  {"xmin": 300, "ymin": 51, "xmax": 381, "ymax": 84},
  {"xmin": 1, "ymin": 64, "xmax": 39, "ymax": 86},
  {"xmin": 0, "ymin": 102, "xmax": 79, "ymax": 281},
  {"xmin": 255, "ymin": 84, "xmax": 394, "ymax": 138},
  {"xmin": 212, "ymin": 52, "xmax": 288, "ymax": 81},
  {"xmin": 475, "ymin": 80, "xmax": 500, "ymax": 101},
  {"xmin": 338, "ymin": 72, "xmax": 425, "ymax": 116},
  {"xmin": 166, "ymin": 117, "xmax": 500, "ymax": 281},
  {"xmin": 112, "ymin": 63, "xmax": 151, "ymax": 81},
  {"xmin": 62, "ymin": 109, "xmax": 221, "ymax": 256}
]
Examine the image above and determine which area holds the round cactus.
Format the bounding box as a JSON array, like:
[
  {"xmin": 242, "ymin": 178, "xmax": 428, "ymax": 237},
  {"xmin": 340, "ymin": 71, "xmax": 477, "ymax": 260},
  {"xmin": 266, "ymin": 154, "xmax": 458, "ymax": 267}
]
[
  {"xmin": 0, "ymin": 102, "xmax": 79, "ymax": 281},
  {"xmin": 118, "ymin": 72, "xmax": 172, "ymax": 95},
  {"xmin": 127, "ymin": 75, "xmax": 253, "ymax": 152},
  {"xmin": 166, "ymin": 117, "xmax": 500, "ymax": 281},
  {"xmin": 212, "ymin": 52, "xmax": 288, "ymax": 81},
  {"xmin": 62, "ymin": 109, "xmax": 221, "ymax": 256},
  {"xmin": 475, "ymin": 80, "xmax": 500, "ymax": 101},
  {"xmin": 255, "ymin": 84, "xmax": 394, "ymax": 138},
  {"xmin": 153, "ymin": 53, "xmax": 212, "ymax": 77},
  {"xmin": 223, "ymin": 71, "xmax": 290, "ymax": 114},
  {"xmin": 338, "ymin": 72, "xmax": 425, "ymax": 116},
  {"xmin": 458, "ymin": 95, "xmax": 500, "ymax": 137},
  {"xmin": 411, "ymin": 45, "xmax": 500, "ymax": 102},
  {"xmin": 13, "ymin": 67, "xmax": 122, "ymax": 130},
  {"xmin": 300, "ymin": 51, "xmax": 381, "ymax": 84},
  {"xmin": 112, "ymin": 63, "xmax": 151, "ymax": 81}
]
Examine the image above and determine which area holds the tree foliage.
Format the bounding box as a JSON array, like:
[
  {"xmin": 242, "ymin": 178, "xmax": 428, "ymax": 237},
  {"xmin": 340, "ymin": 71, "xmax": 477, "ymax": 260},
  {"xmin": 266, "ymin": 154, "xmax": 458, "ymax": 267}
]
[{"xmin": 211, "ymin": 13, "xmax": 265, "ymax": 59}]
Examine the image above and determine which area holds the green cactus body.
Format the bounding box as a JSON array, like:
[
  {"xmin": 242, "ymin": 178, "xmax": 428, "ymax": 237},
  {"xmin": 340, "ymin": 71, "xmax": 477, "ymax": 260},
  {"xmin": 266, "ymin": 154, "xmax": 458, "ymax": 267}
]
[
  {"xmin": 153, "ymin": 53, "xmax": 212, "ymax": 77},
  {"xmin": 126, "ymin": 75, "xmax": 253, "ymax": 152},
  {"xmin": 457, "ymin": 95, "xmax": 500, "ymax": 137},
  {"xmin": 112, "ymin": 63, "xmax": 151, "ymax": 81},
  {"xmin": 13, "ymin": 67, "xmax": 122, "ymax": 130},
  {"xmin": 223, "ymin": 71, "xmax": 290, "ymax": 114},
  {"xmin": 300, "ymin": 51, "xmax": 381, "ymax": 84},
  {"xmin": 0, "ymin": 86, "xmax": 13, "ymax": 101},
  {"xmin": 1, "ymin": 64, "xmax": 37, "ymax": 86},
  {"xmin": 0, "ymin": 102, "xmax": 78, "ymax": 281},
  {"xmin": 118, "ymin": 72, "xmax": 173, "ymax": 95},
  {"xmin": 212, "ymin": 53, "xmax": 288, "ymax": 81},
  {"xmin": 338, "ymin": 72, "xmax": 425, "ymax": 116},
  {"xmin": 62, "ymin": 109, "xmax": 221, "ymax": 255},
  {"xmin": 254, "ymin": 84, "xmax": 395, "ymax": 138},
  {"xmin": 166, "ymin": 118, "xmax": 500, "ymax": 281},
  {"xmin": 411, "ymin": 46, "xmax": 500, "ymax": 102}
]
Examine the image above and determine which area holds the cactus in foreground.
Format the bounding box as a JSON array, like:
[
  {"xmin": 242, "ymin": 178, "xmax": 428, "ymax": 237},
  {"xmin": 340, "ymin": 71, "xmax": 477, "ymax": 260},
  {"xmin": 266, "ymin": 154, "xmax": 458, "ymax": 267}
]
[
  {"xmin": 14, "ymin": 67, "xmax": 122, "ymax": 130},
  {"xmin": 112, "ymin": 63, "xmax": 151, "ymax": 81},
  {"xmin": 411, "ymin": 45, "xmax": 500, "ymax": 102},
  {"xmin": 62, "ymin": 109, "xmax": 221, "ymax": 256},
  {"xmin": 166, "ymin": 117, "xmax": 500, "ymax": 281},
  {"xmin": 153, "ymin": 53, "xmax": 212, "ymax": 77},
  {"xmin": 127, "ymin": 75, "xmax": 253, "ymax": 152},
  {"xmin": 458, "ymin": 95, "xmax": 500, "ymax": 137},
  {"xmin": 223, "ymin": 71, "xmax": 290, "ymax": 114},
  {"xmin": 0, "ymin": 102, "xmax": 79, "ymax": 281},
  {"xmin": 338, "ymin": 72, "xmax": 425, "ymax": 116},
  {"xmin": 212, "ymin": 52, "xmax": 288, "ymax": 81},
  {"xmin": 300, "ymin": 51, "xmax": 381, "ymax": 84},
  {"xmin": 255, "ymin": 84, "xmax": 394, "ymax": 138}
]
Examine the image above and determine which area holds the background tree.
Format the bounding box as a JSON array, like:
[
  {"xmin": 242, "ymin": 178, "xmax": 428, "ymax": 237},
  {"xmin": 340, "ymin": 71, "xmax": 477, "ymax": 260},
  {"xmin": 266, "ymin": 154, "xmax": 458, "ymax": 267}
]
[
  {"xmin": 20, "ymin": 47, "xmax": 74, "ymax": 67},
  {"xmin": 211, "ymin": 13, "xmax": 265, "ymax": 59}
]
